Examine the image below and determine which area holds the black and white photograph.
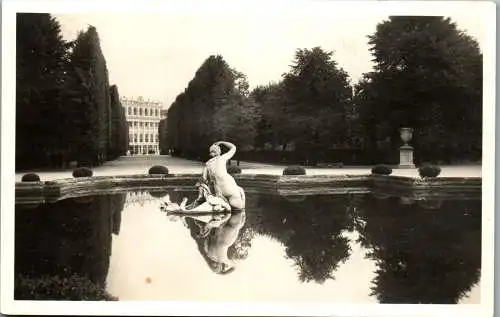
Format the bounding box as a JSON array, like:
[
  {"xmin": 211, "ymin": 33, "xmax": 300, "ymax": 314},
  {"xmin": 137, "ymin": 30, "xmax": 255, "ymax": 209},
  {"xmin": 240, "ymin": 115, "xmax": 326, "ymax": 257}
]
[{"xmin": 1, "ymin": 0, "xmax": 495, "ymax": 316}]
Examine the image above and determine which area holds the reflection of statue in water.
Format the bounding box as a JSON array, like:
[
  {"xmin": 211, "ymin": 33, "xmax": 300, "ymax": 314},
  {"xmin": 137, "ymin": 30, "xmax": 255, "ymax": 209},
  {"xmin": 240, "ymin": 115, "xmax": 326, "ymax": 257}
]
[
  {"xmin": 161, "ymin": 181, "xmax": 249, "ymax": 274},
  {"xmin": 189, "ymin": 211, "xmax": 247, "ymax": 274},
  {"xmin": 162, "ymin": 207, "xmax": 247, "ymax": 274}
]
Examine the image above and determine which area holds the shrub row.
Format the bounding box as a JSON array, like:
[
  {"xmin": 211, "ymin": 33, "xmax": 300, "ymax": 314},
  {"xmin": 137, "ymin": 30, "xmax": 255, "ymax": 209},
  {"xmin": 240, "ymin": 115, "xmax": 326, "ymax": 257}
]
[
  {"xmin": 370, "ymin": 164, "xmax": 441, "ymax": 178},
  {"xmin": 15, "ymin": 274, "xmax": 117, "ymax": 301},
  {"xmin": 19, "ymin": 163, "xmax": 443, "ymax": 181}
]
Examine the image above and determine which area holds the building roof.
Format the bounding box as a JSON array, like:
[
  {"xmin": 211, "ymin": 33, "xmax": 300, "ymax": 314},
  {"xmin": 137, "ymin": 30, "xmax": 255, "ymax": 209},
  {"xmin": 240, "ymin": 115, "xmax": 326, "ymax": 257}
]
[{"xmin": 120, "ymin": 96, "xmax": 163, "ymax": 107}]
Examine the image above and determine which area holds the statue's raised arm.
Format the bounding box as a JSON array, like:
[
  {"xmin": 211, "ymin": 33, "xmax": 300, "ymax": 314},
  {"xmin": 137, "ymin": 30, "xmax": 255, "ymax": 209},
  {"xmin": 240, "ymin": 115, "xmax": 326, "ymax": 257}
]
[{"xmin": 213, "ymin": 141, "xmax": 236, "ymax": 161}]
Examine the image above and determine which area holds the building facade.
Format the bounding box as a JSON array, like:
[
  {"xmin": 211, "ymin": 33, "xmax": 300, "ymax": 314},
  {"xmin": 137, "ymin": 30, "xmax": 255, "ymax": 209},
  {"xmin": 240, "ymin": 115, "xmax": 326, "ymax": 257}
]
[{"xmin": 121, "ymin": 96, "xmax": 165, "ymax": 155}]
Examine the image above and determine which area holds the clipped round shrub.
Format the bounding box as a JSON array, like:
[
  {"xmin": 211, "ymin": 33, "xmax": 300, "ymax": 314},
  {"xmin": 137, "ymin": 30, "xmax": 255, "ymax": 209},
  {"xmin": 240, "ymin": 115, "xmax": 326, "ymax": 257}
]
[
  {"xmin": 15, "ymin": 274, "xmax": 117, "ymax": 301},
  {"xmin": 283, "ymin": 165, "xmax": 306, "ymax": 176},
  {"xmin": 227, "ymin": 165, "xmax": 242, "ymax": 175},
  {"xmin": 21, "ymin": 173, "xmax": 40, "ymax": 182},
  {"xmin": 371, "ymin": 164, "xmax": 393, "ymax": 175},
  {"xmin": 72, "ymin": 167, "xmax": 93, "ymax": 178},
  {"xmin": 418, "ymin": 164, "xmax": 441, "ymax": 178},
  {"xmin": 148, "ymin": 165, "xmax": 169, "ymax": 175}
]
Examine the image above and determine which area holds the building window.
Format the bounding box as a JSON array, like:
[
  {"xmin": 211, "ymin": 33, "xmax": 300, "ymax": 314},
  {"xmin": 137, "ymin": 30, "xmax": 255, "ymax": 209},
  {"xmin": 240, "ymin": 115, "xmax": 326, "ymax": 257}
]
[
  {"xmin": 139, "ymin": 134, "xmax": 143, "ymax": 142},
  {"xmin": 145, "ymin": 134, "xmax": 149, "ymax": 142},
  {"xmin": 155, "ymin": 109, "xmax": 159, "ymax": 117},
  {"xmin": 133, "ymin": 121, "xmax": 137, "ymax": 127},
  {"xmin": 128, "ymin": 107, "xmax": 131, "ymax": 115},
  {"xmin": 140, "ymin": 122, "xmax": 143, "ymax": 127},
  {"xmin": 150, "ymin": 134, "xmax": 154, "ymax": 142},
  {"xmin": 134, "ymin": 108, "xmax": 137, "ymax": 115},
  {"xmin": 145, "ymin": 108, "xmax": 149, "ymax": 116},
  {"xmin": 139, "ymin": 108, "xmax": 143, "ymax": 116},
  {"xmin": 134, "ymin": 134, "xmax": 137, "ymax": 142},
  {"xmin": 155, "ymin": 134, "xmax": 159, "ymax": 142},
  {"xmin": 128, "ymin": 122, "xmax": 132, "ymax": 128},
  {"xmin": 145, "ymin": 122, "xmax": 149, "ymax": 128}
]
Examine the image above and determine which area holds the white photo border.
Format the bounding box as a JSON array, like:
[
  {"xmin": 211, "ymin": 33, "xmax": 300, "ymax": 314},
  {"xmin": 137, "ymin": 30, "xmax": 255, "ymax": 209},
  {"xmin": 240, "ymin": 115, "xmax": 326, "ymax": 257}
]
[{"xmin": 1, "ymin": 0, "xmax": 495, "ymax": 316}]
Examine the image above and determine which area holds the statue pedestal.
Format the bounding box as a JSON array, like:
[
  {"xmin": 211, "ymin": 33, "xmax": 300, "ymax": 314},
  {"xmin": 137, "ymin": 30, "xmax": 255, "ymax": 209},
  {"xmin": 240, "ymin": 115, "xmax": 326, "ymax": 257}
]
[{"xmin": 399, "ymin": 145, "xmax": 415, "ymax": 168}]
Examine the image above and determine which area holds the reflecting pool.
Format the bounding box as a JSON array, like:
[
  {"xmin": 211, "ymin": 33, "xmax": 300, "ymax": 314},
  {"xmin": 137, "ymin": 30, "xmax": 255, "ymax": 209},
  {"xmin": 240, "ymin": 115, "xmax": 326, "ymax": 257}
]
[{"xmin": 15, "ymin": 189, "xmax": 481, "ymax": 304}]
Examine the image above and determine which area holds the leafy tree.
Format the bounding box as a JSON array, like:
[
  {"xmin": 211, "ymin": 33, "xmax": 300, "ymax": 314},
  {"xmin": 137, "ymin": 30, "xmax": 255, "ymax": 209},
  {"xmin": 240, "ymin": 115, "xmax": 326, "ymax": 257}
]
[
  {"xmin": 212, "ymin": 95, "xmax": 259, "ymax": 152},
  {"xmin": 166, "ymin": 55, "xmax": 257, "ymax": 160},
  {"xmin": 108, "ymin": 85, "xmax": 129, "ymax": 158},
  {"xmin": 62, "ymin": 65, "xmax": 98, "ymax": 166},
  {"xmin": 250, "ymin": 82, "xmax": 290, "ymax": 150},
  {"xmin": 158, "ymin": 118, "xmax": 168, "ymax": 154},
  {"xmin": 69, "ymin": 26, "xmax": 112, "ymax": 166},
  {"xmin": 355, "ymin": 16, "xmax": 482, "ymax": 163},
  {"xmin": 282, "ymin": 47, "xmax": 353, "ymax": 164},
  {"xmin": 16, "ymin": 13, "xmax": 71, "ymax": 169}
]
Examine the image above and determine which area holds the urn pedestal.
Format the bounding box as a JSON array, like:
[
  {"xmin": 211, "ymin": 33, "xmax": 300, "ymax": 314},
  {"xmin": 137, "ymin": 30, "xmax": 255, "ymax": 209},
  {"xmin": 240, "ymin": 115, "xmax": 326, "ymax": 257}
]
[
  {"xmin": 399, "ymin": 145, "xmax": 415, "ymax": 168},
  {"xmin": 399, "ymin": 128, "xmax": 415, "ymax": 168}
]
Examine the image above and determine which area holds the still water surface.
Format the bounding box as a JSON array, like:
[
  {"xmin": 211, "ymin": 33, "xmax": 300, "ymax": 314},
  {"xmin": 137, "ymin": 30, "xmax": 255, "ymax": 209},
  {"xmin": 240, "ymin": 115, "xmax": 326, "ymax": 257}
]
[{"xmin": 15, "ymin": 190, "xmax": 481, "ymax": 303}]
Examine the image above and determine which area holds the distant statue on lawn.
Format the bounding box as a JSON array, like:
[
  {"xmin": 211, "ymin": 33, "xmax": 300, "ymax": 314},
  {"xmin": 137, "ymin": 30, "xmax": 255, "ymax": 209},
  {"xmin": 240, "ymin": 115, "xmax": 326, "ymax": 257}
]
[{"xmin": 200, "ymin": 141, "xmax": 246, "ymax": 211}]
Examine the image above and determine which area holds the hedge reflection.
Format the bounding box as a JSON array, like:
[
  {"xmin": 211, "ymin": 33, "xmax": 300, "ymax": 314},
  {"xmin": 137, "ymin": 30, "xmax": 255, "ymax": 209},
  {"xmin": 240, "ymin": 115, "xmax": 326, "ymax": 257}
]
[
  {"xmin": 249, "ymin": 194, "xmax": 355, "ymax": 284},
  {"xmin": 355, "ymin": 195, "xmax": 481, "ymax": 303},
  {"xmin": 15, "ymin": 194, "xmax": 126, "ymax": 300}
]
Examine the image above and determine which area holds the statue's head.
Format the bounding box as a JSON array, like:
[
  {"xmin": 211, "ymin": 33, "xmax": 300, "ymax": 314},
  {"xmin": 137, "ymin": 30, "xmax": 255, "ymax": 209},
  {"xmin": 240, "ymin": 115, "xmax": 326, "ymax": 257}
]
[
  {"xmin": 210, "ymin": 261, "xmax": 236, "ymax": 275},
  {"xmin": 205, "ymin": 245, "xmax": 236, "ymax": 275},
  {"xmin": 209, "ymin": 144, "xmax": 221, "ymax": 157}
]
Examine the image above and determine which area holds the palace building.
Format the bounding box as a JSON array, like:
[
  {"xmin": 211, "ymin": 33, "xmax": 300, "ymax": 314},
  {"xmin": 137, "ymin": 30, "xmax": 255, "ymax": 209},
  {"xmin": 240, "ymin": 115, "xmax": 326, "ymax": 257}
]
[{"xmin": 121, "ymin": 96, "xmax": 165, "ymax": 155}]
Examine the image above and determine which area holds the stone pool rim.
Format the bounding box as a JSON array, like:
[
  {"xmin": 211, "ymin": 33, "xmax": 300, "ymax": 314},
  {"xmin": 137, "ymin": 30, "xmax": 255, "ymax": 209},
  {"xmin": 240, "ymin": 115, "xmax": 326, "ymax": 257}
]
[{"xmin": 15, "ymin": 173, "xmax": 482, "ymax": 205}]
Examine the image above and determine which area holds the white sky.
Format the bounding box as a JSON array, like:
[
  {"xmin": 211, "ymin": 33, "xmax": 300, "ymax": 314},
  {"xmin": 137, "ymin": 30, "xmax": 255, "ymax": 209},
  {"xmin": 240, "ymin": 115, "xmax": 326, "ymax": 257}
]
[{"xmin": 53, "ymin": 4, "xmax": 487, "ymax": 109}]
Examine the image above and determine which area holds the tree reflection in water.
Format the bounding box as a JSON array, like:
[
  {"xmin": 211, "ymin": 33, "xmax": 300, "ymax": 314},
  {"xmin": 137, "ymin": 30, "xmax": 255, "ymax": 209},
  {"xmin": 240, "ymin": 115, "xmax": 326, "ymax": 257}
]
[
  {"xmin": 250, "ymin": 194, "xmax": 355, "ymax": 284},
  {"xmin": 355, "ymin": 195, "xmax": 481, "ymax": 304},
  {"xmin": 14, "ymin": 189, "xmax": 482, "ymax": 303},
  {"xmin": 15, "ymin": 194, "xmax": 126, "ymax": 300}
]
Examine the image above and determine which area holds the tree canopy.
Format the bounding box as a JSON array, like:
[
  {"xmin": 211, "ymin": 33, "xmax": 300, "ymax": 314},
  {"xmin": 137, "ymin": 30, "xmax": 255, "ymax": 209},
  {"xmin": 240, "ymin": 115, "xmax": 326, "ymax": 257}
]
[
  {"xmin": 16, "ymin": 14, "xmax": 128, "ymax": 170},
  {"xmin": 354, "ymin": 16, "xmax": 482, "ymax": 163}
]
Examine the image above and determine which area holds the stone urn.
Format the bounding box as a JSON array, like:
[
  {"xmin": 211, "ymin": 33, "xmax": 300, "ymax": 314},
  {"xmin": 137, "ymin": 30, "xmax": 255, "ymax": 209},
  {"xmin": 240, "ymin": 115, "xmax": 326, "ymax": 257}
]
[
  {"xmin": 398, "ymin": 127, "xmax": 415, "ymax": 168},
  {"xmin": 400, "ymin": 127, "xmax": 414, "ymax": 145}
]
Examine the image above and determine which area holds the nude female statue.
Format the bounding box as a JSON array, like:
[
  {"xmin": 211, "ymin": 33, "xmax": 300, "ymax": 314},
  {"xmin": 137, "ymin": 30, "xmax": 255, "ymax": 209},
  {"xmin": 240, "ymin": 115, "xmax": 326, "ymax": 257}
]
[{"xmin": 200, "ymin": 141, "xmax": 245, "ymax": 211}]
